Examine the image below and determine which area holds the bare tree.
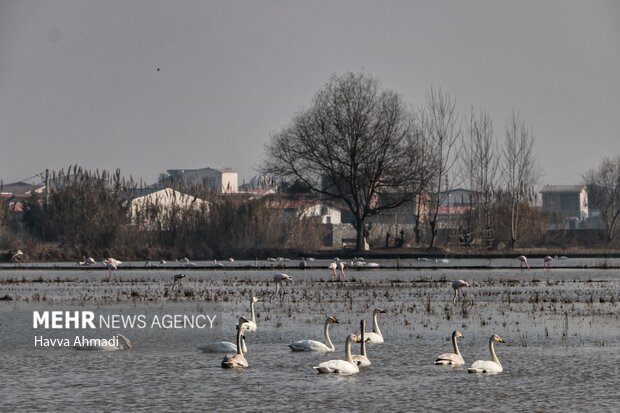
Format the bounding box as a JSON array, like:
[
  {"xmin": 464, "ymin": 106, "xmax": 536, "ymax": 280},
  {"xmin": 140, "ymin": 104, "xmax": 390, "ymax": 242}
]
[
  {"xmin": 460, "ymin": 107, "xmax": 499, "ymax": 246},
  {"xmin": 262, "ymin": 72, "xmax": 423, "ymax": 251},
  {"xmin": 407, "ymin": 116, "xmax": 434, "ymax": 245},
  {"xmin": 583, "ymin": 156, "xmax": 620, "ymax": 243},
  {"xmin": 501, "ymin": 111, "xmax": 541, "ymax": 248},
  {"xmin": 421, "ymin": 87, "xmax": 462, "ymax": 249}
]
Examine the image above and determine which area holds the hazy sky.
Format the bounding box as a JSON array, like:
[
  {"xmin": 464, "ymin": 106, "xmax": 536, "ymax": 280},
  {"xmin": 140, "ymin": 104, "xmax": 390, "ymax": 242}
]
[{"xmin": 1, "ymin": 0, "xmax": 619, "ymax": 187}]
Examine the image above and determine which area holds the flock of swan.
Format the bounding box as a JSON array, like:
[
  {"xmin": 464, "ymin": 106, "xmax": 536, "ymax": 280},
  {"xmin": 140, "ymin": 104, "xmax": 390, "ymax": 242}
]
[
  {"xmin": 68, "ymin": 255, "xmax": 563, "ymax": 375},
  {"xmin": 194, "ymin": 296, "xmax": 507, "ymax": 375}
]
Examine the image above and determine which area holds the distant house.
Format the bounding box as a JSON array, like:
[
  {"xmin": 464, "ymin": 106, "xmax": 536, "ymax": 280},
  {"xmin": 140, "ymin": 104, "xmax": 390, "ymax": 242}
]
[
  {"xmin": 166, "ymin": 167, "xmax": 238, "ymax": 193},
  {"xmin": 540, "ymin": 185, "xmax": 588, "ymax": 230},
  {"xmin": 434, "ymin": 188, "xmax": 478, "ymax": 229},
  {"xmin": 238, "ymin": 175, "xmax": 278, "ymax": 196},
  {"xmin": 0, "ymin": 181, "xmax": 46, "ymax": 212},
  {"xmin": 127, "ymin": 188, "xmax": 208, "ymax": 230},
  {"xmin": 270, "ymin": 198, "xmax": 342, "ymax": 224}
]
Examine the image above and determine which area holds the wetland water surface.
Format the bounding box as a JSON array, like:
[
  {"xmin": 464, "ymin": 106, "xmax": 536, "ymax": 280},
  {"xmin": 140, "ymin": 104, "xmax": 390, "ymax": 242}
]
[{"xmin": 1, "ymin": 267, "xmax": 619, "ymax": 412}]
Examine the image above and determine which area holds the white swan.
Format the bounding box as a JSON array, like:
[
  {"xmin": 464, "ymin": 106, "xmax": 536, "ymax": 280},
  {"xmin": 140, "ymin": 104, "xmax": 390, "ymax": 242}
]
[
  {"xmin": 243, "ymin": 296, "xmax": 260, "ymax": 332},
  {"xmin": 434, "ymin": 330, "xmax": 464, "ymax": 366},
  {"xmin": 198, "ymin": 334, "xmax": 247, "ymax": 353},
  {"xmin": 74, "ymin": 334, "xmax": 133, "ymax": 351},
  {"xmin": 313, "ymin": 334, "xmax": 362, "ymax": 375},
  {"xmin": 468, "ymin": 334, "xmax": 506, "ymax": 374},
  {"xmin": 221, "ymin": 317, "xmax": 250, "ymax": 369},
  {"xmin": 288, "ymin": 316, "xmax": 339, "ymax": 352},
  {"xmin": 351, "ymin": 319, "xmax": 371, "ymax": 367},
  {"xmin": 364, "ymin": 308, "xmax": 386, "ymax": 343}
]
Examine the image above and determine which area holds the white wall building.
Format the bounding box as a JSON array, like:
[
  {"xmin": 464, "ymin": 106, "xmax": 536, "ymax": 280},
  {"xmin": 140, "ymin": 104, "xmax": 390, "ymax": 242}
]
[
  {"xmin": 128, "ymin": 188, "xmax": 208, "ymax": 230},
  {"xmin": 167, "ymin": 167, "xmax": 238, "ymax": 193}
]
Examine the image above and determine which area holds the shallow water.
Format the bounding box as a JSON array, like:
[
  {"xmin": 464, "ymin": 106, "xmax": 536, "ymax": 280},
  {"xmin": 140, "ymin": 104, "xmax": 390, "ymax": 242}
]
[{"xmin": 1, "ymin": 268, "xmax": 619, "ymax": 411}]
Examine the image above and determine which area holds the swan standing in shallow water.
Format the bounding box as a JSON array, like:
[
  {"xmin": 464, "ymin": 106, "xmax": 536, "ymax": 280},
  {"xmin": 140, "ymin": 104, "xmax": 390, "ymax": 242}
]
[
  {"xmin": 313, "ymin": 334, "xmax": 362, "ymax": 375},
  {"xmin": 351, "ymin": 319, "xmax": 371, "ymax": 367},
  {"xmin": 364, "ymin": 308, "xmax": 387, "ymax": 343},
  {"xmin": 288, "ymin": 316, "xmax": 339, "ymax": 352},
  {"xmin": 74, "ymin": 334, "xmax": 133, "ymax": 351},
  {"xmin": 452, "ymin": 280, "xmax": 469, "ymax": 304},
  {"xmin": 221, "ymin": 317, "xmax": 251, "ymax": 369},
  {"xmin": 434, "ymin": 330, "xmax": 464, "ymax": 366},
  {"xmin": 468, "ymin": 334, "xmax": 506, "ymax": 374}
]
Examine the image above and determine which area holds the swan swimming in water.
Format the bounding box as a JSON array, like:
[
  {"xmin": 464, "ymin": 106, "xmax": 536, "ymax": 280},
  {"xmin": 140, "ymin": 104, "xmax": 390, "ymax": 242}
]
[
  {"xmin": 364, "ymin": 308, "xmax": 387, "ymax": 343},
  {"xmin": 221, "ymin": 317, "xmax": 251, "ymax": 369},
  {"xmin": 288, "ymin": 316, "xmax": 339, "ymax": 352},
  {"xmin": 198, "ymin": 330, "xmax": 248, "ymax": 353},
  {"xmin": 240, "ymin": 296, "xmax": 260, "ymax": 332},
  {"xmin": 434, "ymin": 330, "xmax": 464, "ymax": 366},
  {"xmin": 74, "ymin": 334, "xmax": 133, "ymax": 351},
  {"xmin": 313, "ymin": 334, "xmax": 362, "ymax": 375},
  {"xmin": 351, "ymin": 319, "xmax": 371, "ymax": 367},
  {"xmin": 468, "ymin": 334, "xmax": 506, "ymax": 374}
]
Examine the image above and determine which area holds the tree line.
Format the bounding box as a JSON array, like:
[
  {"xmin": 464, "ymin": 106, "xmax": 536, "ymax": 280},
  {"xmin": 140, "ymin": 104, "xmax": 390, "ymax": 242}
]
[
  {"xmin": 1, "ymin": 71, "xmax": 619, "ymax": 260},
  {"xmin": 263, "ymin": 71, "xmax": 619, "ymax": 250},
  {"xmin": 0, "ymin": 166, "xmax": 325, "ymax": 261}
]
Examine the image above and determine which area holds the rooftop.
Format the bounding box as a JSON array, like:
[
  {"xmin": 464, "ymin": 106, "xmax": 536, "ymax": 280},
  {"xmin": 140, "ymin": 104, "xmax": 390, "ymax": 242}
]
[{"xmin": 540, "ymin": 185, "xmax": 586, "ymax": 193}]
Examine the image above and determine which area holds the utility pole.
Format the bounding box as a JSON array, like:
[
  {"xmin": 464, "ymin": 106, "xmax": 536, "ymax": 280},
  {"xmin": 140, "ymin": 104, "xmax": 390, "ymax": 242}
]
[{"xmin": 44, "ymin": 169, "xmax": 49, "ymax": 204}]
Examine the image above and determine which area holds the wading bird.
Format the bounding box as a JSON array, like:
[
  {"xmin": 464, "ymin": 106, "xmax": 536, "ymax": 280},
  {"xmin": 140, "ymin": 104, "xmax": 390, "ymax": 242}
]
[
  {"xmin": 172, "ymin": 273, "xmax": 186, "ymax": 291},
  {"xmin": 452, "ymin": 279, "xmax": 470, "ymax": 304},
  {"xmin": 517, "ymin": 255, "xmax": 530, "ymax": 270},
  {"xmin": 434, "ymin": 330, "xmax": 465, "ymax": 366},
  {"xmin": 329, "ymin": 258, "xmax": 346, "ymax": 281},
  {"xmin": 288, "ymin": 315, "xmax": 339, "ymax": 352},
  {"xmin": 313, "ymin": 334, "xmax": 362, "ymax": 375},
  {"xmin": 103, "ymin": 258, "xmax": 122, "ymax": 280},
  {"xmin": 543, "ymin": 255, "xmax": 557, "ymax": 271},
  {"xmin": 468, "ymin": 334, "xmax": 506, "ymax": 374},
  {"xmin": 364, "ymin": 308, "xmax": 387, "ymax": 343},
  {"xmin": 78, "ymin": 256, "xmax": 96, "ymax": 266},
  {"xmin": 11, "ymin": 249, "xmax": 24, "ymax": 264},
  {"xmin": 221, "ymin": 316, "xmax": 251, "ymax": 369},
  {"xmin": 272, "ymin": 273, "xmax": 292, "ymax": 303}
]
